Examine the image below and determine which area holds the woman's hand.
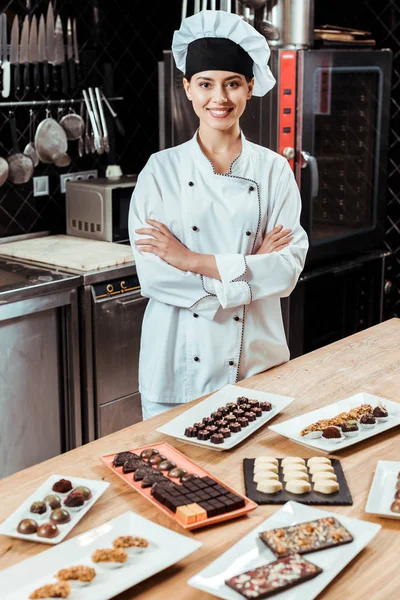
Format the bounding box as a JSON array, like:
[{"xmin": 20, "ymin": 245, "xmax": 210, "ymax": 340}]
[
  {"xmin": 256, "ymin": 225, "xmax": 293, "ymax": 255},
  {"xmin": 135, "ymin": 218, "xmax": 193, "ymax": 271}
]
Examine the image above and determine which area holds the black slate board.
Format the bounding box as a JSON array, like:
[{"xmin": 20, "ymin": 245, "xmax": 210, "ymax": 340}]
[{"xmin": 243, "ymin": 458, "xmax": 353, "ymax": 506}]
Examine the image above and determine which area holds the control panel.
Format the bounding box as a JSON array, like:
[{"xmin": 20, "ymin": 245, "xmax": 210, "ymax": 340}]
[
  {"xmin": 94, "ymin": 274, "xmax": 141, "ymax": 299},
  {"xmin": 278, "ymin": 50, "xmax": 297, "ymax": 172}
]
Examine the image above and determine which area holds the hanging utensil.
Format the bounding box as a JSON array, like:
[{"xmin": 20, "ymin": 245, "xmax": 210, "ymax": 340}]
[
  {"xmin": 55, "ymin": 15, "xmax": 68, "ymax": 96},
  {"xmin": 83, "ymin": 89, "xmax": 101, "ymax": 152},
  {"xmin": 7, "ymin": 111, "xmax": 34, "ymax": 184},
  {"xmin": 38, "ymin": 14, "xmax": 49, "ymax": 93},
  {"xmin": 72, "ymin": 18, "xmax": 81, "ymax": 90},
  {"xmin": 95, "ymin": 87, "xmax": 109, "ymax": 153},
  {"xmin": 59, "ymin": 105, "xmax": 85, "ymax": 140},
  {"xmin": 23, "ymin": 109, "xmax": 39, "ymax": 167},
  {"xmin": 53, "ymin": 106, "xmax": 72, "ymax": 167},
  {"xmin": 20, "ymin": 15, "xmax": 30, "ymax": 94},
  {"xmin": 0, "ymin": 155, "xmax": 9, "ymax": 186},
  {"xmin": 29, "ymin": 15, "xmax": 40, "ymax": 94},
  {"xmin": 88, "ymin": 87, "xmax": 104, "ymax": 153},
  {"xmin": 46, "ymin": 2, "xmax": 57, "ymax": 91},
  {"xmin": 84, "ymin": 104, "xmax": 90, "ymax": 155},
  {"xmin": 101, "ymin": 92, "xmax": 125, "ymax": 136},
  {"xmin": 10, "ymin": 15, "xmax": 20, "ymax": 97},
  {"xmin": 66, "ymin": 18, "xmax": 75, "ymax": 93},
  {"xmin": 78, "ymin": 101, "xmax": 84, "ymax": 157},
  {"xmin": 35, "ymin": 107, "xmax": 68, "ymax": 164},
  {"xmin": 1, "ymin": 14, "xmax": 11, "ymax": 99}
]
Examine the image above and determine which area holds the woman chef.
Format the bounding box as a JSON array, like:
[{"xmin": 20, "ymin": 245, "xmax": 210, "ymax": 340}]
[{"xmin": 129, "ymin": 10, "xmax": 309, "ymax": 420}]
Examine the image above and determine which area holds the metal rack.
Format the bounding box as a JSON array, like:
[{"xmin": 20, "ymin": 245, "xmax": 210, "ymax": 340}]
[{"xmin": 0, "ymin": 97, "xmax": 123, "ymax": 108}]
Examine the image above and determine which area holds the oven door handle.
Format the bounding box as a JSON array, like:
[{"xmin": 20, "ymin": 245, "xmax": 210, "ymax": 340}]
[
  {"xmin": 301, "ymin": 151, "xmax": 319, "ymax": 198},
  {"xmin": 116, "ymin": 295, "xmax": 146, "ymax": 307}
]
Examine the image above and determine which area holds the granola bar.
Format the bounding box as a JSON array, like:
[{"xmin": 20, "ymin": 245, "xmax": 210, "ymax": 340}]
[
  {"xmin": 113, "ymin": 535, "xmax": 149, "ymax": 549},
  {"xmin": 91, "ymin": 548, "xmax": 128, "ymax": 563},
  {"xmin": 29, "ymin": 582, "xmax": 70, "ymax": 599},
  {"xmin": 259, "ymin": 516, "xmax": 353, "ymax": 558},
  {"xmin": 225, "ymin": 554, "xmax": 322, "ymax": 599},
  {"xmin": 56, "ymin": 565, "xmax": 96, "ymax": 583},
  {"xmin": 300, "ymin": 404, "xmax": 373, "ymax": 437}
]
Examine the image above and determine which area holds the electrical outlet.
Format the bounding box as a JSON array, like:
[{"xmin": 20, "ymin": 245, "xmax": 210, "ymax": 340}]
[
  {"xmin": 33, "ymin": 176, "xmax": 49, "ymax": 197},
  {"xmin": 60, "ymin": 170, "xmax": 98, "ymax": 193}
]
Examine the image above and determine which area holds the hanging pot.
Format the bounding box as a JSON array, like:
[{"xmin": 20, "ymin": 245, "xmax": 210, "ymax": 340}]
[
  {"xmin": 0, "ymin": 157, "xmax": 9, "ymax": 186},
  {"xmin": 35, "ymin": 107, "xmax": 68, "ymax": 164},
  {"xmin": 7, "ymin": 111, "xmax": 34, "ymax": 184}
]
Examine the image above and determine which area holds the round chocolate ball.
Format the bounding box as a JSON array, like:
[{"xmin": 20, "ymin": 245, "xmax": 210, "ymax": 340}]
[
  {"xmin": 322, "ymin": 426, "xmax": 342, "ymax": 439},
  {"xmin": 17, "ymin": 518, "xmax": 38, "ymax": 535},
  {"xmin": 44, "ymin": 494, "xmax": 61, "ymax": 510},
  {"xmin": 37, "ymin": 522, "xmax": 59, "ymax": 538},
  {"xmin": 52, "ymin": 479, "xmax": 73, "ymax": 494},
  {"xmin": 50, "ymin": 508, "xmax": 71, "ymax": 524},
  {"xmin": 30, "ymin": 501, "xmax": 47, "ymax": 515}
]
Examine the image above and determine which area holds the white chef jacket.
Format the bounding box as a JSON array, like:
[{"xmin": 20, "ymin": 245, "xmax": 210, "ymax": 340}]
[{"xmin": 129, "ymin": 131, "xmax": 308, "ymax": 404}]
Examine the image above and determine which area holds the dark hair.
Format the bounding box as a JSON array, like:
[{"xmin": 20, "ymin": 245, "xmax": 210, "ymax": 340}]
[{"xmin": 184, "ymin": 75, "xmax": 253, "ymax": 83}]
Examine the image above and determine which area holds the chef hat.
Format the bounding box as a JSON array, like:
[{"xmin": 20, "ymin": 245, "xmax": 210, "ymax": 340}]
[{"xmin": 172, "ymin": 10, "xmax": 276, "ymax": 97}]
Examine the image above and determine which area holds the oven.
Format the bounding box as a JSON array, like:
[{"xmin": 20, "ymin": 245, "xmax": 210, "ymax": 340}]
[{"xmin": 159, "ymin": 48, "xmax": 392, "ymax": 265}]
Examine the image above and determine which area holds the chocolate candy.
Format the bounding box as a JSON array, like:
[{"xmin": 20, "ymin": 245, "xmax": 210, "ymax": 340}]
[
  {"xmin": 73, "ymin": 486, "xmax": 92, "ymax": 501},
  {"xmin": 113, "ymin": 451, "xmax": 137, "ymax": 467},
  {"xmin": 202, "ymin": 417, "xmax": 214, "ymax": 426},
  {"xmin": 17, "ymin": 518, "xmax": 38, "ymax": 535},
  {"xmin": 229, "ymin": 421, "xmax": 241, "ymax": 433},
  {"xmin": 395, "ymin": 489, "xmax": 400, "ymax": 500},
  {"xmin": 180, "ymin": 473, "xmax": 199, "ymax": 483},
  {"xmin": 168, "ymin": 467, "xmax": 187, "ymax": 479},
  {"xmin": 184, "ymin": 426, "xmax": 198, "ymax": 438},
  {"xmin": 141, "ymin": 472, "xmax": 165, "ymax": 488},
  {"xmin": 233, "ymin": 408, "xmax": 244, "ymax": 418},
  {"xmin": 238, "ymin": 416, "xmax": 249, "ymax": 427},
  {"xmin": 37, "ymin": 522, "xmax": 59, "ymax": 538},
  {"xmin": 210, "ymin": 433, "xmax": 224, "ymax": 444},
  {"xmin": 50, "ymin": 509, "xmax": 71, "ymax": 524},
  {"xmin": 244, "ymin": 411, "xmax": 257, "ymax": 422},
  {"xmin": 197, "ymin": 429, "xmax": 210, "ymax": 440},
  {"xmin": 123, "ymin": 458, "xmax": 147, "ymax": 473},
  {"xmin": 241, "ymin": 404, "xmax": 251, "ymax": 412},
  {"xmin": 30, "ymin": 501, "xmax": 47, "ymax": 515},
  {"xmin": 225, "ymin": 414, "xmax": 236, "ymax": 423},
  {"xmin": 260, "ymin": 401, "xmax": 272, "ymax": 411},
  {"xmin": 205, "ymin": 425, "xmax": 218, "ymax": 435},
  {"xmin": 149, "ymin": 454, "xmax": 167, "ymax": 465},
  {"xmin": 237, "ymin": 396, "xmax": 248, "ymax": 405},
  {"xmin": 134, "ymin": 467, "xmax": 154, "ymax": 481},
  {"xmin": 390, "ymin": 500, "xmax": 400, "ymax": 513},
  {"xmin": 44, "ymin": 494, "xmax": 61, "ymax": 510},
  {"xmin": 140, "ymin": 448, "xmax": 159, "ymax": 460},
  {"xmin": 193, "ymin": 422, "xmax": 202, "ymax": 429},
  {"xmin": 218, "ymin": 406, "xmax": 229, "ymax": 416},
  {"xmin": 253, "ymin": 407, "xmax": 263, "ymax": 418},
  {"xmin": 52, "ymin": 479, "xmax": 72, "ymax": 494},
  {"xmin": 151, "ymin": 480, "xmax": 175, "ymax": 495},
  {"xmin": 156, "ymin": 460, "xmax": 176, "ymax": 471},
  {"xmin": 214, "ymin": 419, "xmax": 228, "ymax": 429},
  {"xmin": 220, "ymin": 427, "xmax": 231, "ymax": 438},
  {"xmin": 226, "ymin": 402, "xmax": 237, "ymax": 412},
  {"xmin": 211, "ymin": 411, "xmax": 223, "ymax": 420},
  {"xmin": 249, "ymin": 399, "xmax": 259, "ymax": 409},
  {"xmin": 64, "ymin": 492, "xmax": 85, "ymax": 508}
]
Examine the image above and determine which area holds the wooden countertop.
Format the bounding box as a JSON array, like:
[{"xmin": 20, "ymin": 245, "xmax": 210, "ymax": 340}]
[{"xmin": 1, "ymin": 319, "xmax": 400, "ymax": 599}]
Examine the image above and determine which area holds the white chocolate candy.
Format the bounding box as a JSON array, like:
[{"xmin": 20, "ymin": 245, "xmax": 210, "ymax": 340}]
[
  {"xmin": 313, "ymin": 481, "xmax": 340, "ymax": 494},
  {"xmin": 254, "ymin": 457, "xmax": 279, "ymax": 466},
  {"xmin": 285, "ymin": 480, "xmax": 312, "ymax": 494},
  {"xmin": 307, "ymin": 457, "xmax": 332, "ymax": 466},
  {"xmin": 254, "ymin": 463, "xmax": 279, "ymax": 474},
  {"xmin": 256, "ymin": 480, "xmax": 283, "ymax": 494},
  {"xmin": 309, "ymin": 464, "xmax": 334, "ymax": 475},
  {"xmin": 254, "ymin": 471, "xmax": 279, "ymax": 483},
  {"xmin": 282, "ymin": 464, "xmax": 307, "ymax": 474},
  {"xmin": 312, "ymin": 471, "xmax": 337, "ymax": 483},
  {"xmin": 283, "ymin": 471, "xmax": 309, "ymax": 483},
  {"xmin": 281, "ymin": 457, "xmax": 305, "ymax": 467}
]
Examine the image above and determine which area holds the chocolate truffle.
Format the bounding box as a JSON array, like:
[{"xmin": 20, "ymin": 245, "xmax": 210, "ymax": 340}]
[
  {"xmin": 395, "ymin": 489, "xmax": 400, "ymax": 500},
  {"xmin": 220, "ymin": 427, "xmax": 231, "ymax": 438},
  {"xmin": 64, "ymin": 492, "xmax": 85, "ymax": 508},
  {"xmin": 140, "ymin": 448, "xmax": 159, "ymax": 460},
  {"xmin": 184, "ymin": 426, "xmax": 197, "ymax": 438},
  {"xmin": 180, "ymin": 473, "xmax": 199, "ymax": 483},
  {"xmin": 156, "ymin": 460, "xmax": 176, "ymax": 471},
  {"xmin": 197, "ymin": 429, "xmax": 210, "ymax": 440},
  {"xmin": 372, "ymin": 406, "xmax": 388, "ymax": 419},
  {"xmin": 149, "ymin": 454, "xmax": 166, "ymax": 465},
  {"xmin": 237, "ymin": 396, "xmax": 248, "ymax": 405},
  {"xmin": 210, "ymin": 433, "xmax": 224, "ymax": 444},
  {"xmin": 238, "ymin": 416, "xmax": 249, "ymax": 427},
  {"xmin": 244, "ymin": 411, "xmax": 256, "ymax": 422},
  {"xmin": 359, "ymin": 414, "xmax": 376, "ymax": 425},
  {"xmin": 30, "ymin": 501, "xmax": 47, "ymax": 515},
  {"xmin": 390, "ymin": 500, "xmax": 400, "ymax": 514},
  {"xmin": 52, "ymin": 479, "xmax": 73, "ymax": 494},
  {"xmin": 168, "ymin": 467, "xmax": 187, "ymax": 478},
  {"xmin": 226, "ymin": 402, "xmax": 237, "ymax": 412},
  {"xmin": 17, "ymin": 518, "xmax": 38, "ymax": 535},
  {"xmin": 37, "ymin": 522, "xmax": 59, "ymax": 538},
  {"xmin": 322, "ymin": 426, "xmax": 342, "ymax": 439},
  {"xmin": 44, "ymin": 494, "xmax": 61, "ymax": 510},
  {"xmin": 72, "ymin": 486, "xmax": 92, "ymax": 501},
  {"xmin": 260, "ymin": 401, "xmax": 272, "ymax": 411},
  {"xmin": 341, "ymin": 420, "xmax": 359, "ymax": 433},
  {"xmin": 113, "ymin": 451, "xmax": 137, "ymax": 467},
  {"xmin": 229, "ymin": 421, "xmax": 242, "ymax": 433},
  {"xmin": 50, "ymin": 508, "xmax": 71, "ymax": 524}
]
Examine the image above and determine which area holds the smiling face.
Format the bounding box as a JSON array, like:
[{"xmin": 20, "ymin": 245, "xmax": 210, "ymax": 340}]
[{"xmin": 183, "ymin": 71, "xmax": 254, "ymax": 132}]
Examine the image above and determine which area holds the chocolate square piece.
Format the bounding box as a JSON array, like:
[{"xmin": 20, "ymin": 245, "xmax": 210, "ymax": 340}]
[
  {"xmin": 259, "ymin": 517, "xmax": 354, "ymax": 558},
  {"xmin": 201, "ymin": 477, "xmax": 218, "ymax": 486},
  {"xmin": 198, "ymin": 501, "xmax": 218, "ymax": 518},
  {"xmin": 225, "ymin": 554, "xmax": 322, "ymax": 599}
]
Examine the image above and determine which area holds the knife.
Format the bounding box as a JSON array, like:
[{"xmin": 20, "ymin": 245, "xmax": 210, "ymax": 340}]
[
  {"xmin": 46, "ymin": 1, "xmax": 57, "ymax": 91},
  {"xmin": 10, "ymin": 15, "xmax": 20, "ymax": 96},
  {"xmin": 20, "ymin": 15, "xmax": 30, "ymax": 93},
  {"xmin": 67, "ymin": 18, "xmax": 75, "ymax": 93},
  {"xmin": 38, "ymin": 14, "xmax": 49, "ymax": 93},
  {"xmin": 29, "ymin": 15, "xmax": 40, "ymax": 93},
  {"xmin": 54, "ymin": 15, "xmax": 68, "ymax": 95},
  {"xmin": 1, "ymin": 14, "xmax": 10, "ymax": 98},
  {"xmin": 72, "ymin": 18, "xmax": 82, "ymax": 89}
]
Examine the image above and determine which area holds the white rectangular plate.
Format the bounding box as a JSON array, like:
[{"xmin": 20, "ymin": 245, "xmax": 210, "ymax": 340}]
[
  {"xmin": 0, "ymin": 474, "xmax": 109, "ymax": 545},
  {"xmin": 269, "ymin": 392, "xmax": 400, "ymax": 453},
  {"xmin": 0, "ymin": 511, "xmax": 202, "ymax": 600},
  {"xmin": 188, "ymin": 501, "xmax": 381, "ymax": 600},
  {"xmin": 157, "ymin": 384, "xmax": 294, "ymax": 451},
  {"xmin": 365, "ymin": 460, "xmax": 400, "ymax": 519}
]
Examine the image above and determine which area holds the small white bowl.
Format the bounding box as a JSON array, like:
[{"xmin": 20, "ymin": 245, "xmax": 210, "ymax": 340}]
[
  {"xmin": 341, "ymin": 429, "xmax": 359, "ymax": 438},
  {"xmin": 93, "ymin": 561, "xmax": 126, "ymax": 570},
  {"xmin": 126, "ymin": 546, "xmax": 147, "ymax": 557},
  {"xmin": 359, "ymin": 422, "xmax": 376, "ymax": 430},
  {"xmin": 321, "ymin": 435, "xmax": 343, "ymax": 444},
  {"xmin": 375, "ymin": 416, "xmax": 389, "ymax": 423}
]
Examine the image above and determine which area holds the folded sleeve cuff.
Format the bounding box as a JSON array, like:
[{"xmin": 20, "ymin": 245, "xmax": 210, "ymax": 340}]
[{"xmin": 213, "ymin": 254, "xmax": 251, "ymax": 309}]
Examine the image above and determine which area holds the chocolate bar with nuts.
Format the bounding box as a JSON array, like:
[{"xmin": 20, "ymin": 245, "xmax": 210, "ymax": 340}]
[
  {"xmin": 259, "ymin": 516, "xmax": 353, "ymax": 558},
  {"xmin": 225, "ymin": 554, "xmax": 322, "ymax": 599}
]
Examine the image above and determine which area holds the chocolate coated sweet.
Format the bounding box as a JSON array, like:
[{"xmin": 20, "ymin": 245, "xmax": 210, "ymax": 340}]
[
  {"xmin": 233, "ymin": 408, "xmax": 244, "ymax": 418},
  {"xmin": 151, "ymin": 479, "xmax": 175, "ymax": 495},
  {"xmin": 202, "ymin": 417, "xmax": 214, "ymax": 426},
  {"xmin": 30, "ymin": 501, "xmax": 47, "ymax": 515},
  {"xmin": 237, "ymin": 396, "xmax": 248, "ymax": 405},
  {"xmin": 44, "ymin": 494, "xmax": 61, "ymax": 510},
  {"xmin": 123, "ymin": 458, "xmax": 147, "ymax": 473},
  {"xmin": 215, "ymin": 419, "xmax": 228, "ymax": 428},
  {"xmin": 218, "ymin": 406, "xmax": 229, "ymax": 416},
  {"xmin": 180, "ymin": 473, "xmax": 199, "ymax": 483},
  {"xmin": 149, "ymin": 454, "xmax": 167, "ymax": 465},
  {"xmin": 390, "ymin": 500, "xmax": 400, "ymax": 513},
  {"xmin": 253, "ymin": 407, "xmax": 263, "ymax": 418},
  {"xmin": 260, "ymin": 401, "xmax": 272, "ymax": 411},
  {"xmin": 197, "ymin": 429, "xmax": 210, "ymax": 440},
  {"xmin": 341, "ymin": 420, "xmax": 358, "ymax": 433},
  {"xmin": 37, "ymin": 522, "xmax": 59, "ymax": 538},
  {"xmin": 248, "ymin": 399, "xmax": 259, "ymax": 409},
  {"xmin": 359, "ymin": 414, "xmax": 376, "ymax": 425},
  {"xmin": 220, "ymin": 427, "xmax": 231, "ymax": 438},
  {"xmin": 372, "ymin": 406, "xmax": 388, "ymax": 418},
  {"xmin": 134, "ymin": 467, "xmax": 154, "ymax": 481},
  {"xmin": 229, "ymin": 421, "xmax": 241, "ymax": 433},
  {"xmin": 141, "ymin": 472, "xmax": 165, "ymax": 488},
  {"xmin": 225, "ymin": 414, "xmax": 236, "ymax": 423},
  {"xmin": 168, "ymin": 467, "xmax": 187, "ymax": 478},
  {"xmin": 50, "ymin": 508, "xmax": 71, "ymax": 524},
  {"xmin": 211, "ymin": 411, "xmax": 223, "ymax": 420},
  {"xmin": 226, "ymin": 402, "xmax": 237, "ymax": 412},
  {"xmin": 52, "ymin": 478, "xmax": 73, "ymax": 494},
  {"xmin": 238, "ymin": 416, "xmax": 249, "ymax": 427},
  {"xmin": 210, "ymin": 433, "xmax": 224, "ymax": 444},
  {"xmin": 205, "ymin": 425, "xmax": 218, "ymax": 435},
  {"xmin": 244, "ymin": 411, "xmax": 256, "ymax": 422},
  {"xmin": 113, "ymin": 451, "xmax": 137, "ymax": 467},
  {"xmin": 322, "ymin": 426, "xmax": 342, "ymax": 439},
  {"xmin": 64, "ymin": 492, "xmax": 85, "ymax": 508},
  {"xmin": 72, "ymin": 485, "xmax": 92, "ymax": 501},
  {"xmin": 17, "ymin": 518, "xmax": 38, "ymax": 535},
  {"xmin": 395, "ymin": 489, "xmax": 400, "ymax": 499},
  {"xmin": 140, "ymin": 448, "xmax": 159, "ymax": 460},
  {"xmin": 184, "ymin": 426, "xmax": 198, "ymax": 438},
  {"xmin": 156, "ymin": 460, "xmax": 176, "ymax": 471}
]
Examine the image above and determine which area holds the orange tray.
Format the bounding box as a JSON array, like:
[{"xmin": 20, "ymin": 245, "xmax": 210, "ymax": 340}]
[{"xmin": 100, "ymin": 442, "xmax": 257, "ymax": 530}]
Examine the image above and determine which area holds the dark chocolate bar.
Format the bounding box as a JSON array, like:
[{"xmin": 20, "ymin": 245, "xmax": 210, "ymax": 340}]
[
  {"xmin": 259, "ymin": 517, "xmax": 353, "ymax": 558},
  {"xmin": 225, "ymin": 554, "xmax": 322, "ymax": 599}
]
